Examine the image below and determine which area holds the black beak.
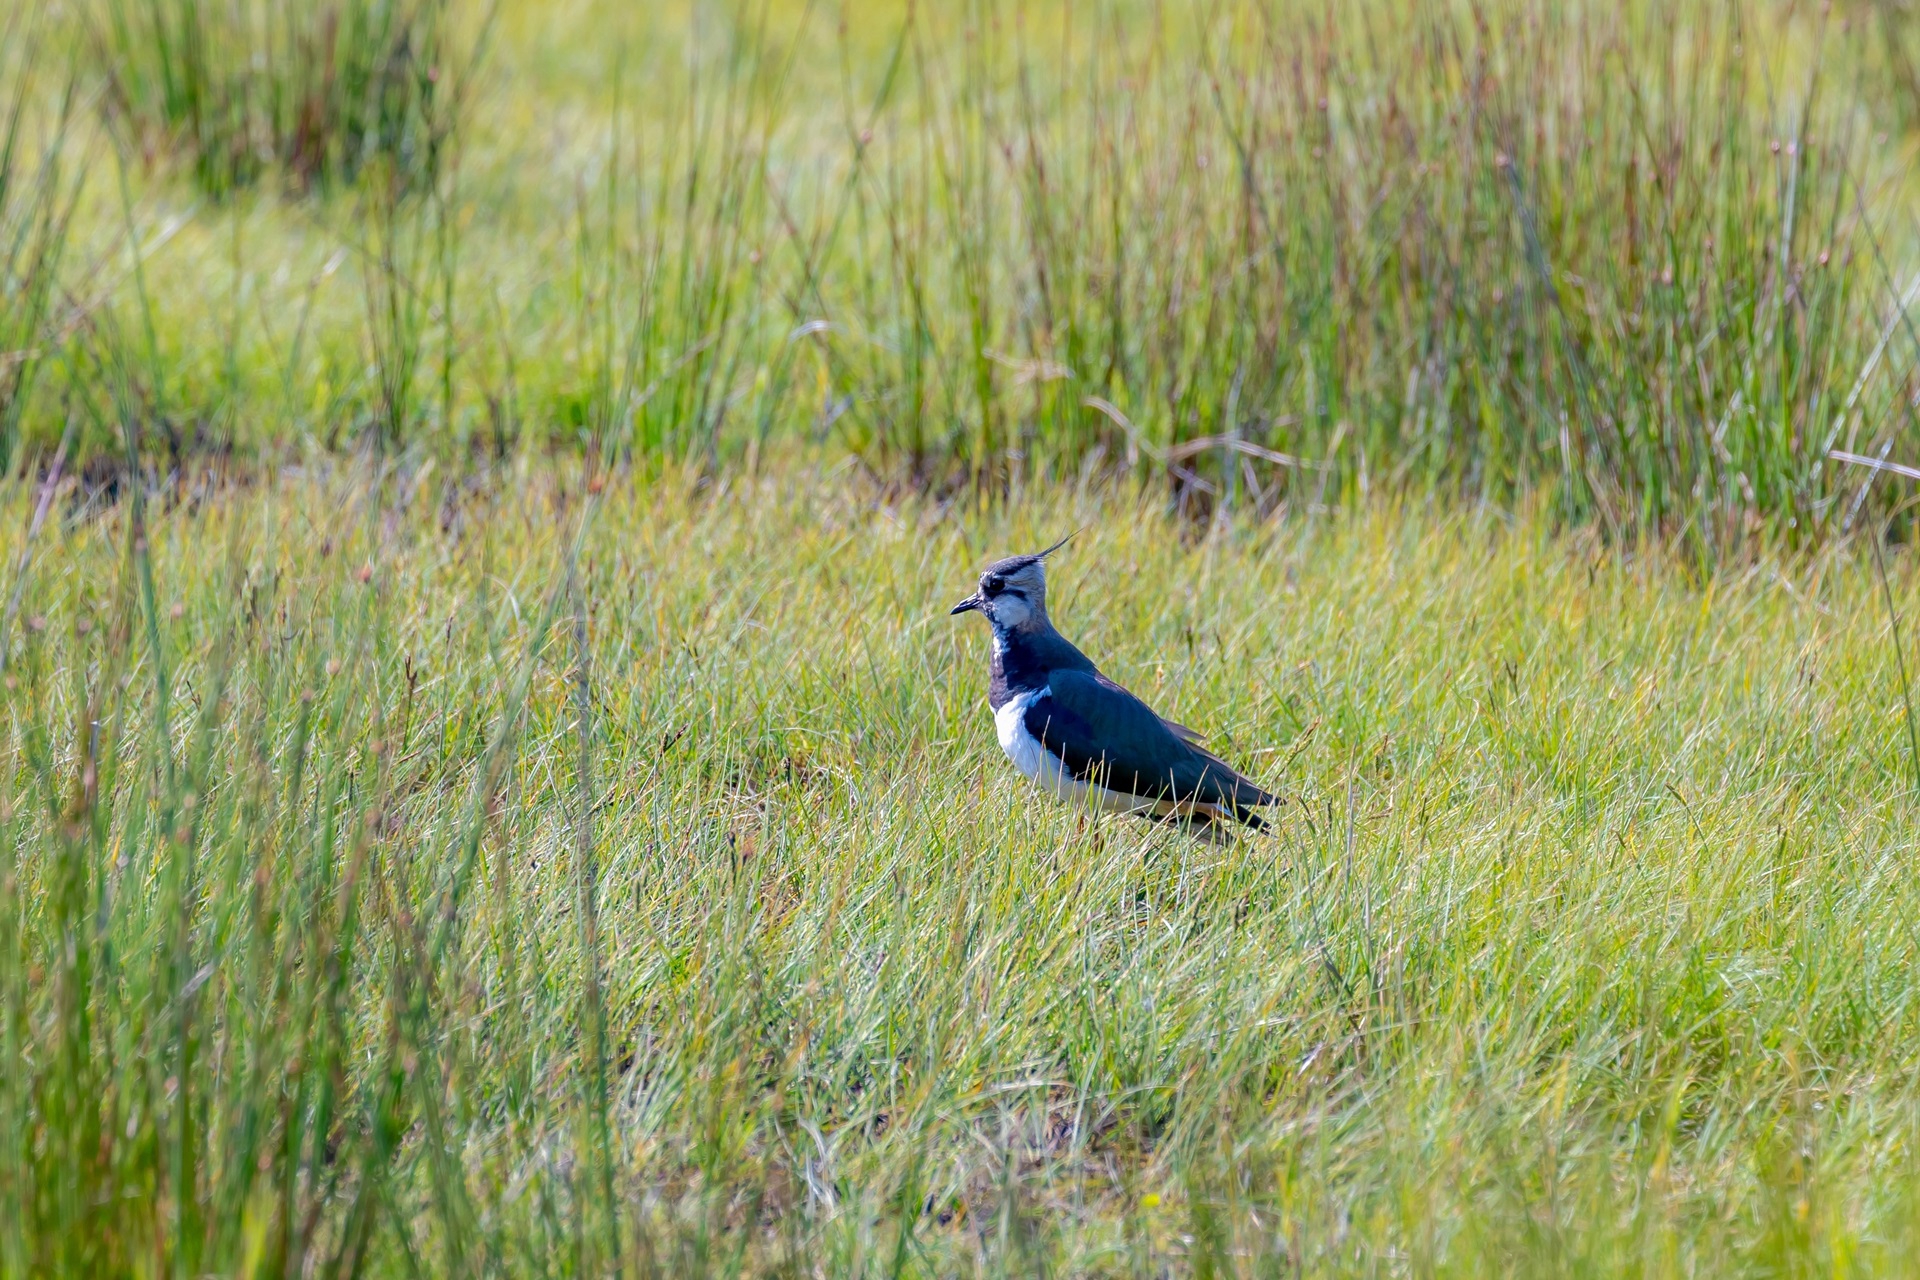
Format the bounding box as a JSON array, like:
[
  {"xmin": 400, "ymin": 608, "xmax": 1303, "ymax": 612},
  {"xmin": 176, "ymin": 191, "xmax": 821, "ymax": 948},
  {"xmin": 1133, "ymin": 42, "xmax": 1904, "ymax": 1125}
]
[{"xmin": 950, "ymin": 593, "xmax": 984, "ymax": 616}]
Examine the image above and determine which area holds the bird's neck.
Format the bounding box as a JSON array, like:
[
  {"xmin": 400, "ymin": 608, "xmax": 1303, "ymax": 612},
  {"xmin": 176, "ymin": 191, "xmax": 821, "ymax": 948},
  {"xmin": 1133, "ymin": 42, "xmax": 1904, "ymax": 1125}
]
[{"xmin": 987, "ymin": 618, "xmax": 1096, "ymax": 710}]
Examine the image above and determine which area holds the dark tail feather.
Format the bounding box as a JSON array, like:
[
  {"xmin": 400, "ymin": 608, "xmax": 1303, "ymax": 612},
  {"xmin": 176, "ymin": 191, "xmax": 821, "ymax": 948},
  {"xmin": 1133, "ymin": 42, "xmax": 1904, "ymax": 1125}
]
[
  {"xmin": 1214, "ymin": 768, "xmax": 1281, "ymax": 822},
  {"xmin": 1230, "ymin": 784, "xmax": 1284, "ymax": 830},
  {"xmin": 1192, "ymin": 753, "xmax": 1282, "ymax": 811}
]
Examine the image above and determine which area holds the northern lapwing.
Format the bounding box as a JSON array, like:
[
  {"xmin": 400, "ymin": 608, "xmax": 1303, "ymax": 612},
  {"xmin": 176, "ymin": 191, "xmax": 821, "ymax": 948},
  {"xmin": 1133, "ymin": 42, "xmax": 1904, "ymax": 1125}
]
[{"xmin": 950, "ymin": 538, "xmax": 1280, "ymax": 836}]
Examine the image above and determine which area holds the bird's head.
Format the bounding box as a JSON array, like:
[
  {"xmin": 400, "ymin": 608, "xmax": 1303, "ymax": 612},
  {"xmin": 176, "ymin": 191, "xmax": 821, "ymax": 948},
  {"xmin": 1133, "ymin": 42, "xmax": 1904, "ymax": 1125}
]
[{"xmin": 949, "ymin": 533, "xmax": 1075, "ymax": 632}]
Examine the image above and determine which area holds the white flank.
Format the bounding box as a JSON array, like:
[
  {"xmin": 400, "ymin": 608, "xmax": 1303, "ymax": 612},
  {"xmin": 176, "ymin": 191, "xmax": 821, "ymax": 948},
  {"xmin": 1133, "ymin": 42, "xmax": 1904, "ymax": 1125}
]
[{"xmin": 994, "ymin": 687, "xmax": 1163, "ymax": 816}]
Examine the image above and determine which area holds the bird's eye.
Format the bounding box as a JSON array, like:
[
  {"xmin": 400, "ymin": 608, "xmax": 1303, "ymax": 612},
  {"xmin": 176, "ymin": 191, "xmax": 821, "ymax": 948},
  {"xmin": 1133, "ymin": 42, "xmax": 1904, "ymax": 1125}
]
[{"xmin": 982, "ymin": 574, "xmax": 1005, "ymax": 595}]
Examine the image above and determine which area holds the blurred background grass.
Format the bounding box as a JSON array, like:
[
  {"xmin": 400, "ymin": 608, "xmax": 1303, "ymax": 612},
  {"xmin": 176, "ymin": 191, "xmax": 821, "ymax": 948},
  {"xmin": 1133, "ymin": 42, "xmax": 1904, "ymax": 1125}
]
[{"xmin": 2, "ymin": 0, "xmax": 1918, "ymax": 542}]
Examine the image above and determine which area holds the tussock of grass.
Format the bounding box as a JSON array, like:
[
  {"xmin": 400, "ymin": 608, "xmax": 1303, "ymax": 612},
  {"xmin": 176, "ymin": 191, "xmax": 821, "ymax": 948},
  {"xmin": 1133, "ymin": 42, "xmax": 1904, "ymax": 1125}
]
[
  {"xmin": 0, "ymin": 21, "xmax": 80, "ymax": 470},
  {"xmin": 89, "ymin": 0, "xmax": 474, "ymax": 197},
  {"xmin": 2, "ymin": 462, "xmax": 1918, "ymax": 1272}
]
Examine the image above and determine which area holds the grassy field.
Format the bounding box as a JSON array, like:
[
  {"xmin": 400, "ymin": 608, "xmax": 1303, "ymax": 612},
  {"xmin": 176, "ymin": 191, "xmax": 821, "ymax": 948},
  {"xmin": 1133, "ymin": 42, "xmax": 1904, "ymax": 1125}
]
[
  {"xmin": 6, "ymin": 468, "xmax": 1920, "ymax": 1274},
  {"xmin": 6, "ymin": 0, "xmax": 1920, "ymax": 1274}
]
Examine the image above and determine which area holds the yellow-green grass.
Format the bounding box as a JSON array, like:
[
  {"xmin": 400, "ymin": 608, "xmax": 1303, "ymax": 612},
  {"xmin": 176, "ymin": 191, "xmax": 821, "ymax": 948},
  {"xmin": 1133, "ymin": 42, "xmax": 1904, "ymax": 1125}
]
[{"xmin": 4, "ymin": 462, "xmax": 1919, "ymax": 1273}]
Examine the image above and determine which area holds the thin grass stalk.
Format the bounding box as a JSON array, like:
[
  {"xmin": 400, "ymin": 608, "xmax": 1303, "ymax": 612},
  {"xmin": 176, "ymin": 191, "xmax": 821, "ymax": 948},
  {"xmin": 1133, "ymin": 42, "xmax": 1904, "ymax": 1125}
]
[
  {"xmin": 570, "ymin": 548, "xmax": 619, "ymax": 1276},
  {"xmin": 1871, "ymin": 516, "xmax": 1920, "ymax": 795}
]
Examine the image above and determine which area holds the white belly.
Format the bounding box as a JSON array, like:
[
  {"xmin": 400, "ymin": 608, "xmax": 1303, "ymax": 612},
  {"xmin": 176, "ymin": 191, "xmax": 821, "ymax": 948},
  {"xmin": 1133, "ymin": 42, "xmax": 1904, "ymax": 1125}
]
[{"xmin": 994, "ymin": 688, "xmax": 1160, "ymax": 816}]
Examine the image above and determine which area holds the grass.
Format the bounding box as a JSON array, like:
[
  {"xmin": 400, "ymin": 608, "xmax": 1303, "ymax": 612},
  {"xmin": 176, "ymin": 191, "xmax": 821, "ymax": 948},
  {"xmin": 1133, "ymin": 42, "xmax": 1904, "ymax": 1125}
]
[
  {"xmin": 4, "ymin": 0, "xmax": 1920, "ymax": 1273},
  {"xmin": 3, "ymin": 464, "xmax": 1920, "ymax": 1273},
  {"xmin": 0, "ymin": 15, "xmax": 81, "ymax": 471},
  {"xmin": 0, "ymin": 0, "xmax": 1912, "ymax": 539},
  {"xmin": 88, "ymin": 0, "xmax": 471, "ymax": 198}
]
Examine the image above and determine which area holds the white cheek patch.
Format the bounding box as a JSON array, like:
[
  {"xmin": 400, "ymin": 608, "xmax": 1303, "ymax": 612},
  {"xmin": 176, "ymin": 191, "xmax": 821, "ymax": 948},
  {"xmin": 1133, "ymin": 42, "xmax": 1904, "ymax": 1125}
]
[{"xmin": 991, "ymin": 593, "xmax": 1033, "ymax": 629}]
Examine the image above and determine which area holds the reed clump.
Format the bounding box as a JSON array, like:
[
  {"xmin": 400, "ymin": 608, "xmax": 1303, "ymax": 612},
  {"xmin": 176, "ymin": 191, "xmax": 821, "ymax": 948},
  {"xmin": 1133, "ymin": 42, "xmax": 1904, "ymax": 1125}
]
[
  {"xmin": 16, "ymin": 1, "xmax": 1913, "ymax": 546},
  {"xmin": 89, "ymin": 0, "xmax": 466, "ymax": 197},
  {"xmin": 0, "ymin": 23, "xmax": 81, "ymax": 471},
  {"xmin": 546, "ymin": 1, "xmax": 1910, "ymax": 547}
]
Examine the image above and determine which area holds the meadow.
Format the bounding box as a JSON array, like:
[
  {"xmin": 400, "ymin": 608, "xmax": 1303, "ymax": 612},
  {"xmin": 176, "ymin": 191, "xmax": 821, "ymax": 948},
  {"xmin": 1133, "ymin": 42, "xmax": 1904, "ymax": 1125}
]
[{"xmin": 5, "ymin": 0, "xmax": 1920, "ymax": 1274}]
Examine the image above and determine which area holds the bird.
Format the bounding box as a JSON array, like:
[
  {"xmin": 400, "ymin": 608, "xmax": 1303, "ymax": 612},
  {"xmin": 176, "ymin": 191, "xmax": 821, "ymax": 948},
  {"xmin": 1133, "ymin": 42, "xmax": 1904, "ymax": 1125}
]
[{"xmin": 950, "ymin": 536, "xmax": 1280, "ymax": 837}]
